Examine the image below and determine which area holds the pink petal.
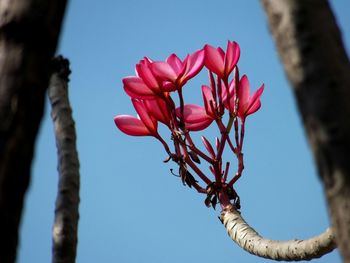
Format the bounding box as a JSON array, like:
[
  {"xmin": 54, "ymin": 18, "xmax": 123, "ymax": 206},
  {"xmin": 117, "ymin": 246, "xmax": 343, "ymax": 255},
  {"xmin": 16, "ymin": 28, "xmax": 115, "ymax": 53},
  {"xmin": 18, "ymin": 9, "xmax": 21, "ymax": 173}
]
[
  {"xmin": 144, "ymin": 98, "xmax": 170, "ymax": 126},
  {"xmin": 166, "ymin": 54, "xmax": 183, "ymax": 76},
  {"xmin": 224, "ymin": 41, "xmax": 240, "ymax": 77},
  {"xmin": 135, "ymin": 63, "xmax": 160, "ymax": 93},
  {"xmin": 237, "ymin": 75, "xmax": 250, "ymax": 110},
  {"xmin": 114, "ymin": 115, "xmax": 152, "ymax": 136},
  {"xmin": 151, "ymin": 61, "xmax": 178, "ymax": 82},
  {"xmin": 185, "ymin": 118, "xmax": 213, "ymax": 131},
  {"xmin": 176, "ymin": 104, "xmax": 211, "ymax": 123},
  {"xmin": 245, "ymin": 84, "xmax": 264, "ymax": 116},
  {"xmin": 181, "ymin": 49, "xmax": 205, "ymax": 84},
  {"xmin": 202, "ymin": 85, "xmax": 215, "ymax": 117},
  {"xmin": 132, "ymin": 99, "xmax": 158, "ymax": 134},
  {"xmin": 161, "ymin": 81, "xmax": 177, "ymax": 92},
  {"xmin": 139, "ymin": 57, "xmax": 153, "ymax": 66},
  {"xmin": 204, "ymin": 44, "xmax": 225, "ymax": 77},
  {"xmin": 123, "ymin": 76, "xmax": 156, "ymax": 99}
]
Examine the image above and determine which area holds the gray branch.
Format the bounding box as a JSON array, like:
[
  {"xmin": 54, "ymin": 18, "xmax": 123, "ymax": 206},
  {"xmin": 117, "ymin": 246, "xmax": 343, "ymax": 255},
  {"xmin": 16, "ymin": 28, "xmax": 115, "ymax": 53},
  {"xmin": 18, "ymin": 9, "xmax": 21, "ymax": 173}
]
[
  {"xmin": 48, "ymin": 56, "xmax": 80, "ymax": 263},
  {"xmin": 221, "ymin": 206, "xmax": 336, "ymax": 261},
  {"xmin": 261, "ymin": 0, "xmax": 350, "ymax": 261}
]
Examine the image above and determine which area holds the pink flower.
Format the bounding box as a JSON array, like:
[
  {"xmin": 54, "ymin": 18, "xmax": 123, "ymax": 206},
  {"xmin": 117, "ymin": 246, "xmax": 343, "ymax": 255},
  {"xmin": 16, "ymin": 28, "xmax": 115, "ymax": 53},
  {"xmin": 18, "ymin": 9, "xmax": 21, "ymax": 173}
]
[
  {"xmin": 176, "ymin": 104, "xmax": 214, "ymax": 131},
  {"xmin": 237, "ymin": 75, "xmax": 264, "ymax": 120},
  {"xmin": 114, "ymin": 99, "xmax": 158, "ymax": 136},
  {"xmin": 204, "ymin": 41, "xmax": 240, "ymax": 80},
  {"xmin": 150, "ymin": 49, "xmax": 205, "ymax": 88}
]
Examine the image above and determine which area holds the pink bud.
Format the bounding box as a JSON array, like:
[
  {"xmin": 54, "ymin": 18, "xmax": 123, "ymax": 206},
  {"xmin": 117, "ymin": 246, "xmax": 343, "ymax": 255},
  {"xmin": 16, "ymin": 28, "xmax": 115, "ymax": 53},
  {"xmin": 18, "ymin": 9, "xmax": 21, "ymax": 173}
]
[{"xmin": 201, "ymin": 136, "xmax": 216, "ymax": 158}]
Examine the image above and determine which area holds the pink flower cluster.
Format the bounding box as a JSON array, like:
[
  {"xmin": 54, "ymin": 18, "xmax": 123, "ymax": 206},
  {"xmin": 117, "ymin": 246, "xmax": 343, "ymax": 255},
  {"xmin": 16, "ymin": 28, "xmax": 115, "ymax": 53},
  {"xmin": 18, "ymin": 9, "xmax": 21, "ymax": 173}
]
[{"xmin": 114, "ymin": 41, "xmax": 264, "ymax": 209}]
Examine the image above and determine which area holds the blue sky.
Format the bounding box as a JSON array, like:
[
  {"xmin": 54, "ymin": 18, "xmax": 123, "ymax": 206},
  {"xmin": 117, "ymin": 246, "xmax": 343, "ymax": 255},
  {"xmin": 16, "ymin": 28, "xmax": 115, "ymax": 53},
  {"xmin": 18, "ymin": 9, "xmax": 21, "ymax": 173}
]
[{"xmin": 18, "ymin": 1, "xmax": 349, "ymax": 263}]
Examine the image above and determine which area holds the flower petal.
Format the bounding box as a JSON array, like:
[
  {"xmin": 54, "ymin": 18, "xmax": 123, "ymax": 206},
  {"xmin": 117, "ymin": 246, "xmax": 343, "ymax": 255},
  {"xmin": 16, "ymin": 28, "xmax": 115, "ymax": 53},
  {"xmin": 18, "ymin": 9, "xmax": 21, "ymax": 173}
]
[
  {"xmin": 138, "ymin": 56, "xmax": 153, "ymax": 66},
  {"xmin": 185, "ymin": 118, "xmax": 213, "ymax": 131},
  {"xmin": 166, "ymin": 54, "xmax": 183, "ymax": 76},
  {"xmin": 204, "ymin": 44, "xmax": 225, "ymax": 77},
  {"xmin": 176, "ymin": 104, "xmax": 211, "ymax": 123},
  {"xmin": 114, "ymin": 115, "xmax": 152, "ymax": 136},
  {"xmin": 237, "ymin": 75, "xmax": 250, "ymax": 112},
  {"xmin": 144, "ymin": 98, "xmax": 171, "ymax": 126},
  {"xmin": 135, "ymin": 63, "xmax": 160, "ymax": 93},
  {"xmin": 161, "ymin": 81, "xmax": 177, "ymax": 92},
  {"xmin": 181, "ymin": 49, "xmax": 205, "ymax": 84},
  {"xmin": 151, "ymin": 61, "xmax": 178, "ymax": 82},
  {"xmin": 123, "ymin": 76, "xmax": 156, "ymax": 99},
  {"xmin": 245, "ymin": 84, "xmax": 264, "ymax": 116},
  {"xmin": 132, "ymin": 99, "xmax": 158, "ymax": 134},
  {"xmin": 224, "ymin": 41, "xmax": 240, "ymax": 77},
  {"xmin": 202, "ymin": 85, "xmax": 215, "ymax": 117}
]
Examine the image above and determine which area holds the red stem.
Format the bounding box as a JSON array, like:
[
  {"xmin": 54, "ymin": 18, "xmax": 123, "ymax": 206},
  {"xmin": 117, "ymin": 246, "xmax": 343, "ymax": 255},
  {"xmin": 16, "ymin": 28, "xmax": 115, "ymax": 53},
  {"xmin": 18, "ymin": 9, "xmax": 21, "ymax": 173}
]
[
  {"xmin": 239, "ymin": 120, "xmax": 245, "ymax": 150},
  {"xmin": 156, "ymin": 135, "xmax": 172, "ymax": 156},
  {"xmin": 227, "ymin": 136, "xmax": 236, "ymax": 154},
  {"xmin": 215, "ymin": 119, "xmax": 228, "ymax": 160},
  {"xmin": 228, "ymin": 152, "xmax": 244, "ymax": 187},
  {"xmin": 228, "ymin": 121, "xmax": 245, "ymax": 187},
  {"xmin": 178, "ymin": 87, "xmax": 185, "ymax": 126},
  {"xmin": 191, "ymin": 181, "xmax": 207, "ymax": 194},
  {"xmin": 222, "ymin": 162, "xmax": 230, "ymax": 183}
]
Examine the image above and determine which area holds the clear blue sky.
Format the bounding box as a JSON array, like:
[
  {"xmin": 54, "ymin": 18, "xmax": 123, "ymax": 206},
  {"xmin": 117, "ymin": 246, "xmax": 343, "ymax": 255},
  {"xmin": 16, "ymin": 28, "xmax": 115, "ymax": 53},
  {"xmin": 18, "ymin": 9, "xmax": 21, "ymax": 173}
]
[{"xmin": 18, "ymin": 1, "xmax": 349, "ymax": 262}]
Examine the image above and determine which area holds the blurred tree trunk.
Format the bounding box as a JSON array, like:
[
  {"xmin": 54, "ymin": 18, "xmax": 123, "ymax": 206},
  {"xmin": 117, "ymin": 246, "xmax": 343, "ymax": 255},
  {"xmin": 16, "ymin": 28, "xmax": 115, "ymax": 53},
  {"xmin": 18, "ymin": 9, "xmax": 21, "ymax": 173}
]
[
  {"xmin": 261, "ymin": 0, "xmax": 350, "ymax": 262},
  {"xmin": 0, "ymin": 1, "xmax": 67, "ymax": 262}
]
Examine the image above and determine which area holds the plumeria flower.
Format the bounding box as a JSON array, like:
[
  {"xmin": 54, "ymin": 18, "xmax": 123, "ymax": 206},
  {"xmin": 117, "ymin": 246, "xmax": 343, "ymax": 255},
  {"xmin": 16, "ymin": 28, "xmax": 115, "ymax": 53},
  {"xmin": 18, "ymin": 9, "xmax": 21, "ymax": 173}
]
[
  {"xmin": 237, "ymin": 75, "xmax": 264, "ymax": 120},
  {"xmin": 204, "ymin": 41, "xmax": 240, "ymax": 81},
  {"xmin": 114, "ymin": 99, "xmax": 158, "ymax": 137},
  {"xmin": 115, "ymin": 41, "xmax": 266, "ymax": 208},
  {"xmin": 150, "ymin": 49, "xmax": 205, "ymax": 89}
]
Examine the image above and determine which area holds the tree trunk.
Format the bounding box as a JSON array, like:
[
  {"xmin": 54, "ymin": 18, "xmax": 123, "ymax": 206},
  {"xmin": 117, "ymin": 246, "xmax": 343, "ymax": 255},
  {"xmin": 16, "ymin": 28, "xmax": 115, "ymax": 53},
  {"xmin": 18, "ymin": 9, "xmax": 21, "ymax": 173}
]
[
  {"xmin": 261, "ymin": 0, "xmax": 350, "ymax": 262},
  {"xmin": 0, "ymin": 1, "xmax": 67, "ymax": 262},
  {"xmin": 49, "ymin": 56, "xmax": 80, "ymax": 263}
]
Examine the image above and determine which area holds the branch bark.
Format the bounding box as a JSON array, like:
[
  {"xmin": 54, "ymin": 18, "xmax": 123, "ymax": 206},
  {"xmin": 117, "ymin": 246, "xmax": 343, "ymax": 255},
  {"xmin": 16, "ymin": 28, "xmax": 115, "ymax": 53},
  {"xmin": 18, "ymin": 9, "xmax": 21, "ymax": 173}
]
[
  {"xmin": 261, "ymin": 0, "xmax": 350, "ymax": 261},
  {"xmin": 0, "ymin": 1, "xmax": 67, "ymax": 262},
  {"xmin": 48, "ymin": 56, "xmax": 80, "ymax": 263},
  {"xmin": 221, "ymin": 206, "xmax": 336, "ymax": 261}
]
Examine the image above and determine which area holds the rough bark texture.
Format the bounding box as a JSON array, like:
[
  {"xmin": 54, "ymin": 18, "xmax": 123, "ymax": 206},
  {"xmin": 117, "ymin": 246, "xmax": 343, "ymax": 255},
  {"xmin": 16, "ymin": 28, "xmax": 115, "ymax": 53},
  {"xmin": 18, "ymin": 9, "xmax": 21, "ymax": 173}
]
[
  {"xmin": 0, "ymin": 1, "xmax": 67, "ymax": 262},
  {"xmin": 221, "ymin": 206, "xmax": 336, "ymax": 261},
  {"xmin": 261, "ymin": 0, "xmax": 350, "ymax": 262},
  {"xmin": 48, "ymin": 57, "xmax": 80, "ymax": 263}
]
